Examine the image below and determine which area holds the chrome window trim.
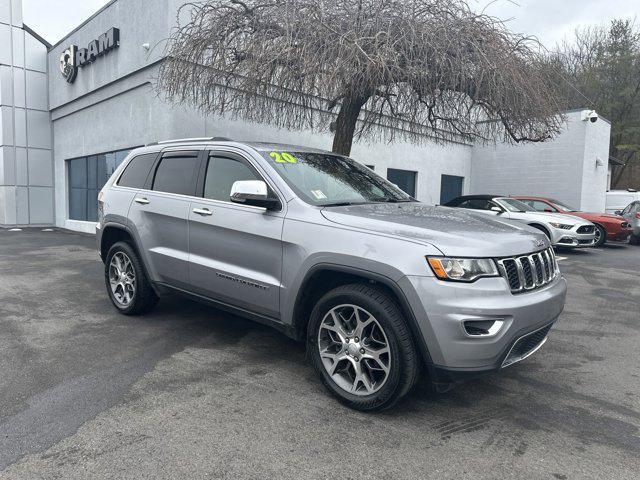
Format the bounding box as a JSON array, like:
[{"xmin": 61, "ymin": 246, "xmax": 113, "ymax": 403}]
[{"xmin": 112, "ymin": 146, "xmax": 287, "ymax": 215}]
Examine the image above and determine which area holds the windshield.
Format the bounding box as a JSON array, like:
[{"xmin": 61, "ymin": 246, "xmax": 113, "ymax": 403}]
[
  {"xmin": 496, "ymin": 198, "xmax": 536, "ymax": 213},
  {"xmin": 259, "ymin": 150, "xmax": 413, "ymax": 206},
  {"xmin": 549, "ymin": 198, "xmax": 577, "ymax": 212}
]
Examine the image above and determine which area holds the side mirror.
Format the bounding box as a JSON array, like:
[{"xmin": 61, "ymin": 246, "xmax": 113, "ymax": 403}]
[
  {"xmin": 230, "ymin": 180, "xmax": 280, "ymax": 210},
  {"xmin": 490, "ymin": 206, "xmax": 503, "ymax": 214},
  {"xmin": 544, "ymin": 208, "xmax": 553, "ymax": 213},
  {"xmin": 615, "ymin": 210, "xmax": 622, "ymax": 215}
]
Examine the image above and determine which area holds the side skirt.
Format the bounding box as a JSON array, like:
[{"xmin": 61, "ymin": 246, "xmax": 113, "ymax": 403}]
[{"xmin": 155, "ymin": 282, "xmax": 297, "ymax": 339}]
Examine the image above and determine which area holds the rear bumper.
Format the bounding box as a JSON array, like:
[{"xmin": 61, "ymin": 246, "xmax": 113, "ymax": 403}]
[{"xmin": 399, "ymin": 274, "xmax": 566, "ymax": 372}]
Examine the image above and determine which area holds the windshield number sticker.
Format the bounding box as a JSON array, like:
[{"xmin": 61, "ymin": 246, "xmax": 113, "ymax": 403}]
[
  {"xmin": 311, "ymin": 190, "xmax": 327, "ymax": 200},
  {"xmin": 270, "ymin": 151, "xmax": 298, "ymax": 164}
]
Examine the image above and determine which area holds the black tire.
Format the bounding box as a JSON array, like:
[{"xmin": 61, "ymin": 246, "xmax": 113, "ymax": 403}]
[
  {"xmin": 307, "ymin": 283, "xmax": 419, "ymax": 411},
  {"xmin": 593, "ymin": 224, "xmax": 606, "ymax": 247},
  {"xmin": 630, "ymin": 234, "xmax": 640, "ymax": 246},
  {"xmin": 105, "ymin": 241, "xmax": 158, "ymax": 315}
]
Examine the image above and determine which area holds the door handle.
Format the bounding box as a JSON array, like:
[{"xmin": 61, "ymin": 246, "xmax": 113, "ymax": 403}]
[
  {"xmin": 134, "ymin": 197, "xmax": 150, "ymax": 205},
  {"xmin": 193, "ymin": 207, "xmax": 213, "ymax": 216}
]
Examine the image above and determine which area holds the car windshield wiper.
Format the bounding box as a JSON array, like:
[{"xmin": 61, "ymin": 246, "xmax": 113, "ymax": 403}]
[
  {"xmin": 371, "ymin": 197, "xmax": 414, "ymax": 203},
  {"xmin": 321, "ymin": 201, "xmax": 360, "ymax": 207}
]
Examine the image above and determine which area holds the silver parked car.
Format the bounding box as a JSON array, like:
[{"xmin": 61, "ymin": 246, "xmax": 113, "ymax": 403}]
[
  {"xmin": 618, "ymin": 201, "xmax": 640, "ymax": 245},
  {"xmin": 444, "ymin": 195, "xmax": 597, "ymax": 248},
  {"xmin": 97, "ymin": 139, "xmax": 567, "ymax": 411}
]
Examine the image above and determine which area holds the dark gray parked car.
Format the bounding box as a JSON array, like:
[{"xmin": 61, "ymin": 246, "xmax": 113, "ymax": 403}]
[
  {"xmin": 96, "ymin": 138, "xmax": 567, "ymax": 411},
  {"xmin": 618, "ymin": 201, "xmax": 640, "ymax": 245}
]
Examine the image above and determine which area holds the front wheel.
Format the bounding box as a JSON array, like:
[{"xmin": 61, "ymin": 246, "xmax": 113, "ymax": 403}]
[
  {"xmin": 308, "ymin": 283, "xmax": 419, "ymax": 411},
  {"xmin": 105, "ymin": 241, "xmax": 158, "ymax": 315},
  {"xmin": 593, "ymin": 224, "xmax": 606, "ymax": 247},
  {"xmin": 630, "ymin": 234, "xmax": 640, "ymax": 246}
]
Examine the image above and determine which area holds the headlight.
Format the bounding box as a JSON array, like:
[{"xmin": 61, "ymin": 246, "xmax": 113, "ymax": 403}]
[
  {"xmin": 549, "ymin": 223, "xmax": 573, "ymax": 230},
  {"xmin": 426, "ymin": 257, "xmax": 499, "ymax": 282}
]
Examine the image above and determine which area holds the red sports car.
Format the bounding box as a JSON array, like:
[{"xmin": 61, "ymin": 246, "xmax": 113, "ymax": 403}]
[{"xmin": 514, "ymin": 196, "xmax": 633, "ymax": 246}]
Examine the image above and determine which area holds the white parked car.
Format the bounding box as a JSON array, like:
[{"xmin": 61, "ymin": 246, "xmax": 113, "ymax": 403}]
[
  {"xmin": 444, "ymin": 195, "xmax": 597, "ymax": 248},
  {"xmin": 606, "ymin": 189, "xmax": 640, "ymax": 214}
]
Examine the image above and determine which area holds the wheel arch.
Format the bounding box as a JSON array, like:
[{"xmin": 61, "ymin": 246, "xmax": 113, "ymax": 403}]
[
  {"xmin": 528, "ymin": 223, "xmax": 551, "ymax": 239},
  {"xmin": 291, "ymin": 264, "xmax": 433, "ymax": 366},
  {"xmin": 100, "ymin": 223, "xmax": 135, "ymax": 262},
  {"xmin": 99, "ymin": 223, "xmax": 161, "ymax": 296}
]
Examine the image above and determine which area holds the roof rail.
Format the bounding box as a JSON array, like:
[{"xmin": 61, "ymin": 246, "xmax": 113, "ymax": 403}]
[{"xmin": 146, "ymin": 136, "xmax": 233, "ymax": 146}]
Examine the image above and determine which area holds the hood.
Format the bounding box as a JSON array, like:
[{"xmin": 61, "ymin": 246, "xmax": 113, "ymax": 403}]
[
  {"xmin": 570, "ymin": 211, "xmax": 625, "ymax": 222},
  {"xmin": 321, "ymin": 203, "xmax": 549, "ymax": 258},
  {"xmin": 516, "ymin": 210, "xmax": 590, "ymax": 225}
]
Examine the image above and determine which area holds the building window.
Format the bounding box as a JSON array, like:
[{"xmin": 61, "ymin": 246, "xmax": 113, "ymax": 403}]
[
  {"xmin": 67, "ymin": 148, "xmax": 134, "ymax": 221},
  {"xmin": 387, "ymin": 168, "xmax": 417, "ymax": 197},
  {"xmin": 440, "ymin": 175, "xmax": 464, "ymax": 205}
]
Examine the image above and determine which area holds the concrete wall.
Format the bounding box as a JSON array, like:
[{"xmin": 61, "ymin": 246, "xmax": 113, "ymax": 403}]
[
  {"xmin": 48, "ymin": 0, "xmax": 472, "ymax": 231},
  {"xmin": 0, "ymin": 0, "xmax": 53, "ymax": 226},
  {"xmin": 470, "ymin": 111, "xmax": 611, "ymax": 211}
]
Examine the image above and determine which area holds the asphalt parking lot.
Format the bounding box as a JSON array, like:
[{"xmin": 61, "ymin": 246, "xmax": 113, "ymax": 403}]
[{"xmin": 0, "ymin": 229, "xmax": 638, "ymax": 479}]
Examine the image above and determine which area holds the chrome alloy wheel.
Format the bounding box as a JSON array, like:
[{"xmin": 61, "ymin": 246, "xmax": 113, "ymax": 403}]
[
  {"xmin": 594, "ymin": 227, "xmax": 602, "ymax": 244},
  {"xmin": 108, "ymin": 252, "xmax": 136, "ymax": 307},
  {"xmin": 317, "ymin": 304, "xmax": 391, "ymax": 396}
]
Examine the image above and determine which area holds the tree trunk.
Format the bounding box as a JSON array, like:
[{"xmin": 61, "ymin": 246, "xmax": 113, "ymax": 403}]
[{"xmin": 331, "ymin": 93, "xmax": 369, "ymax": 156}]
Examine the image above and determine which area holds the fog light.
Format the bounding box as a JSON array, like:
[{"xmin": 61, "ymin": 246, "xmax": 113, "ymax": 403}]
[{"xmin": 463, "ymin": 320, "xmax": 504, "ymax": 337}]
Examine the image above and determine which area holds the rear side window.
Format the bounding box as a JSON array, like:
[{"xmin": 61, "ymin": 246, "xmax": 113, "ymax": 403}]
[
  {"xmin": 459, "ymin": 199, "xmax": 491, "ymax": 210},
  {"xmin": 203, "ymin": 156, "xmax": 260, "ymax": 202},
  {"xmin": 152, "ymin": 154, "xmax": 200, "ymax": 196},
  {"xmin": 117, "ymin": 153, "xmax": 157, "ymax": 188}
]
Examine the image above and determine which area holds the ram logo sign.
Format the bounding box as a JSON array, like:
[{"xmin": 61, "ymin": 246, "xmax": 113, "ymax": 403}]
[{"xmin": 59, "ymin": 27, "xmax": 120, "ymax": 84}]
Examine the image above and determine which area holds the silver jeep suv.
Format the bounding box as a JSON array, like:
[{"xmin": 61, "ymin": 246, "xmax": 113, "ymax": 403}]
[{"xmin": 97, "ymin": 138, "xmax": 567, "ymax": 411}]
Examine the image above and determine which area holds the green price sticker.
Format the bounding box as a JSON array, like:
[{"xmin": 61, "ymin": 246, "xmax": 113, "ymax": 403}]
[{"xmin": 270, "ymin": 151, "xmax": 298, "ymax": 164}]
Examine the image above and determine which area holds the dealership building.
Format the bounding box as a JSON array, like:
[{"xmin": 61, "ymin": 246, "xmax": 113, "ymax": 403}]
[{"xmin": 1, "ymin": 0, "xmax": 613, "ymax": 233}]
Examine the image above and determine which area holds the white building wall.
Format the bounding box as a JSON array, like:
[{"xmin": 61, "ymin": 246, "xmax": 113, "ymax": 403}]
[
  {"xmin": 470, "ymin": 111, "xmax": 611, "ymax": 211},
  {"xmin": 50, "ymin": 74, "xmax": 472, "ymax": 231},
  {"xmin": 0, "ymin": 0, "xmax": 53, "ymax": 226},
  {"xmin": 579, "ymin": 117, "xmax": 611, "ymax": 212}
]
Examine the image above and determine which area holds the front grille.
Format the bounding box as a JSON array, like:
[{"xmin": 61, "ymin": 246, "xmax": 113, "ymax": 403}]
[
  {"xmin": 502, "ymin": 323, "xmax": 553, "ymax": 367},
  {"xmin": 577, "ymin": 225, "xmax": 595, "ymax": 234},
  {"xmin": 496, "ymin": 248, "xmax": 557, "ymax": 294}
]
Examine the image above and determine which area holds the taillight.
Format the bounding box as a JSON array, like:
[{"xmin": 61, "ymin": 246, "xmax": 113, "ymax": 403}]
[
  {"xmin": 98, "ymin": 191, "xmax": 105, "ymax": 221},
  {"xmin": 636, "ymin": 212, "xmax": 640, "ymax": 219}
]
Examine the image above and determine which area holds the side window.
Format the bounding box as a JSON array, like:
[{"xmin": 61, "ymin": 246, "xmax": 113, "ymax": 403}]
[
  {"xmin": 152, "ymin": 154, "xmax": 200, "ymax": 196},
  {"xmin": 460, "ymin": 199, "xmax": 490, "ymax": 210},
  {"xmin": 203, "ymin": 156, "xmax": 260, "ymax": 202},
  {"xmin": 117, "ymin": 153, "xmax": 157, "ymax": 188},
  {"xmin": 527, "ymin": 200, "xmax": 553, "ymax": 212}
]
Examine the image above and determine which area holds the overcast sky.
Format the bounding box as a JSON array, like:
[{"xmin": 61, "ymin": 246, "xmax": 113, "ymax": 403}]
[{"xmin": 23, "ymin": 0, "xmax": 640, "ymax": 48}]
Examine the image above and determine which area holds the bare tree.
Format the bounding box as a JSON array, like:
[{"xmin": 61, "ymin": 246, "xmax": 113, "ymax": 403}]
[{"xmin": 158, "ymin": 0, "xmax": 565, "ymax": 155}]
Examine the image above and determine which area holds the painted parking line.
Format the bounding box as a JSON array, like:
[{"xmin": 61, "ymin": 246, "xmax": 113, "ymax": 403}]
[{"xmin": 555, "ymin": 256, "xmax": 568, "ymax": 261}]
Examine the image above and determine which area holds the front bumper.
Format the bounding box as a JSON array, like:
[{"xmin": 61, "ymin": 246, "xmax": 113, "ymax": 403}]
[
  {"xmin": 399, "ymin": 273, "xmax": 567, "ymax": 377},
  {"xmin": 607, "ymin": 229, "xmax": 633, "ymax": 243},
  {"xmin": 551, "ymin": 230, "xmax": 596, "ymax": 248}
]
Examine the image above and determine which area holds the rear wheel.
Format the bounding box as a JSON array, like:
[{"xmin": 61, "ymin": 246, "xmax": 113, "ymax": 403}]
[
  {"xmin": 105, "ymin": 241, "xmax": 158, "ymax": 315},
  {"xmin": 593, "ymin": 224, "xmax": 606, "ymax": 247},
  {"xmin": 308, "ymin": 283, "xmax": 419, "ymax": 411}
]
